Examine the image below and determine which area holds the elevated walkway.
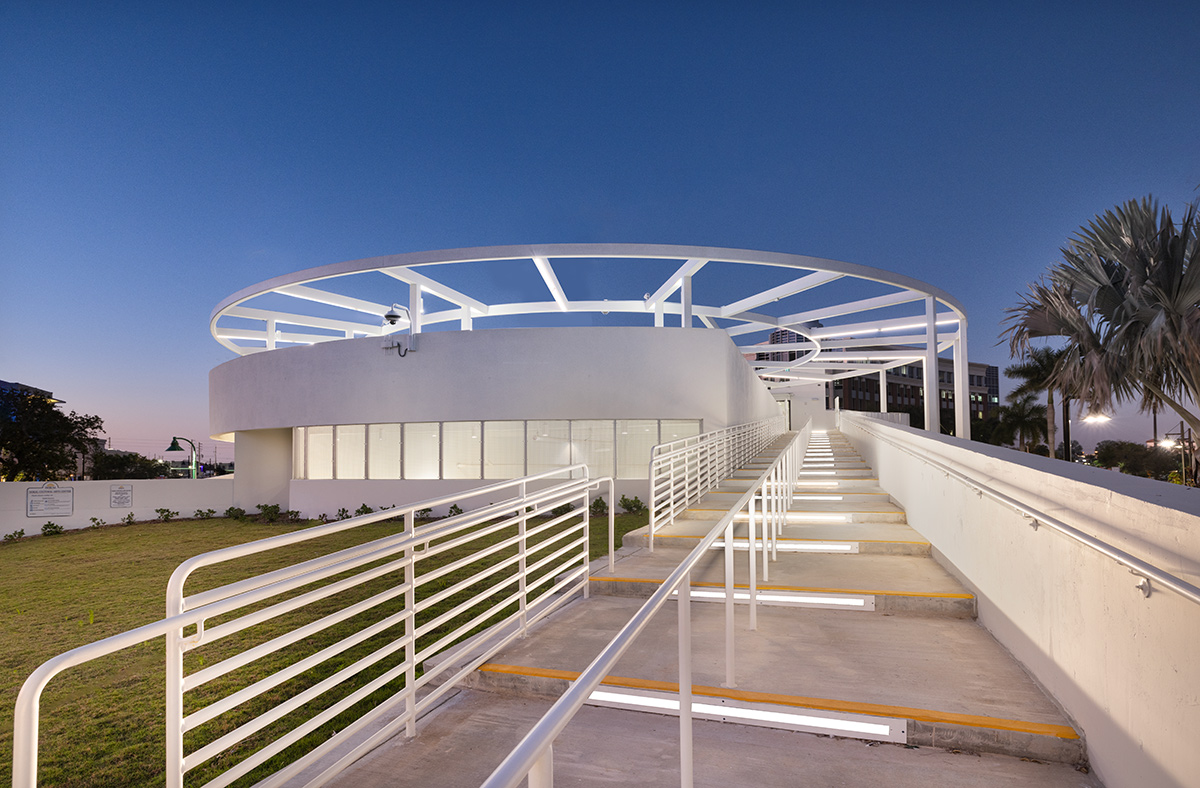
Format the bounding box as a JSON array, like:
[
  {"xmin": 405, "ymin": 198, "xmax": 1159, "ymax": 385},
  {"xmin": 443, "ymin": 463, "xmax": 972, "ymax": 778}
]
[{"xmin": 323, "ymin": 431, "xmax": 1100, "ymax": 788}]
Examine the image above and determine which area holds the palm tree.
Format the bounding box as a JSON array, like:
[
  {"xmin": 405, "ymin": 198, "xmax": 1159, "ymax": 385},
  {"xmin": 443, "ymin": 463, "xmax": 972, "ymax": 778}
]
[
  {"xmin": 1003, "ymin": 197, "xmax": 1200, "ymax": 436},
  {"xmin": 999, "ymin": 393, "xmax": 1048, "ymax": 451},
  {"xmin": 1005, "ymin": 347, "xmax": 1064, "ymax": 458}
]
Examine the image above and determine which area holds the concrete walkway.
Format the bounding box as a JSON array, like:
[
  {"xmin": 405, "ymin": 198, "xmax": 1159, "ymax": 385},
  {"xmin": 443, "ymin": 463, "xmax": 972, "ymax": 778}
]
[{"xmin": 323, "ymin": 430, "xmax": 1101, "ymax": 787}]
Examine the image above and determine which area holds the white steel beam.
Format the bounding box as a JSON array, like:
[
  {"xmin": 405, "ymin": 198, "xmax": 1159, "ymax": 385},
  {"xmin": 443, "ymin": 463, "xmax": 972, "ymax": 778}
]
[
  {"xmin": 274, "ymin": 284, "xmax": 391, "ymax": 317},
  {"xmin": 734, "ymin": 333, "xmax": 956, "ymax": 354},
  {"xmin": 221, "ymin": 306, "xmax": 388, "ymax": 335},
  {"xmin": 923, "ymin": 296, "xmax": 938, "ymax": 433},
  {"xmin": 380, "ymin": 267, "xmax": 489, "ymax": 314},
  {"xmin": 807, "ymin": 313, "xmax": 959, "ymax": 339},
  {"xmin": 778, "ymin": 290, "xmax": 924, "ymax": 328},
  {"xmin": 644, "ymin": 258, "xmax": 708, "ymax": 308},
  {"xmin": 532, "ymin": 256, "xmax": 569, "ymax": 311},
  {"xmin": 725, "ymin": 313, "xmax": 782, "ymax": 336},
  {"xmin": 954, "ymin": 319, "xmax": 970, "ymax": 439},
  {"xmin": 719, "ymin": 272, "xmax": 842, "ymax": 318}
]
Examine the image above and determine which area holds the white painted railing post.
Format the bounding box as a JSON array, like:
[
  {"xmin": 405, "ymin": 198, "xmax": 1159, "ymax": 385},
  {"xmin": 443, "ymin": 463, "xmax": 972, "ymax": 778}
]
[
  {"xmin": 404, "ymin": 508, "xmax": 417, "ymax": 737},
  {"xmin": 528, "ymin": 745, "xmax": 553, "ymax": 788},
  {"xmin": 165, "ymin": 585, "xmax": 185, "ymax": 788},
  {"xmin": 723, "ymin": 521, "xmax": 736, "ymax": 688},
  {"xmin": 519, "ymin": 483, "xmax": 529, "ymax": 636},
  {"xmin": 607, "ymin": 478, "xmax": 616, "ymax": 573},
  {"xmin": 678, "ymin": 572, "xmax": 694, "ymax": 788},
  {"xmin": 748, "ymin": 493, "xmax": 758, "ymax": 631}
]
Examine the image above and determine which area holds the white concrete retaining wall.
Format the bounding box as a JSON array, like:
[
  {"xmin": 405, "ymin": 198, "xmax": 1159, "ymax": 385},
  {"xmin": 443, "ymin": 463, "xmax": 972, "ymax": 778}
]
[
  {"xmin": 0, "ymin": 478, "xmax": 235, "ymax": 534},
  {"xmin": 839, "ymin": 412, "xmax": 1200, "ymax": 788}
]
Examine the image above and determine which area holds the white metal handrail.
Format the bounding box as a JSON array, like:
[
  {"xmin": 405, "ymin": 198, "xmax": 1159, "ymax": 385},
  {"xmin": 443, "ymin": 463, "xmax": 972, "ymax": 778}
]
[
  {"xmin": 648, "ymin": 415, "xmax": 786, "ymax": 550},
  {"xmin": 842, "ymin": 412, "xmax": 1200, "ymax": 606},
  {"xmin": 481, "ymin": 422, "xmax": 810, "ymax": 788},
  {"xmin": 14, "ymin": 467, "xmax": 612, "ymax": 788}
]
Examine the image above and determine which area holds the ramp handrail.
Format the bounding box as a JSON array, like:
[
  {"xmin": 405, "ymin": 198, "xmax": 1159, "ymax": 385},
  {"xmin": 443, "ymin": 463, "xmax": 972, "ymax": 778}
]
[
  {"xmin": 648, "ymin": 415, "xmax": 786, "ymax": 550},
  {"xmin": 481, "ymin": 422, "xmax": 810, "ymax": 788},
  {"xmin": 14, "ymin": 467, "xmax": 612, "ymax": 788},
  {"xmin": 842, "ymin": 412, "xmax": 1200, "ymax": 606}
]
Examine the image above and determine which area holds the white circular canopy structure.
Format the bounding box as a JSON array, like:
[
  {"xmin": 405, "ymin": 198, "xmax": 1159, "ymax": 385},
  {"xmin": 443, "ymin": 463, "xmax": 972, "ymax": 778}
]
[{"xmin": 211, "ymin": 243, "xmax": 968, "ymax": 395}]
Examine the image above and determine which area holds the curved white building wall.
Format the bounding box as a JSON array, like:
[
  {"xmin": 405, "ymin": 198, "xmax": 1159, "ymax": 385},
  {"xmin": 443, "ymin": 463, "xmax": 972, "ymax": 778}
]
[{"xmin": 210, "ymin": 326, "xmax": 780, "ymax": 515}]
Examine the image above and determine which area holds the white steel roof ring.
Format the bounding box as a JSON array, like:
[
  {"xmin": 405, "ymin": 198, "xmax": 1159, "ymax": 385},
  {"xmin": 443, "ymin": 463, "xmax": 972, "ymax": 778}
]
[{"xmin": 210, "ymin": 244, "xmax": 967, "ymax": 386}]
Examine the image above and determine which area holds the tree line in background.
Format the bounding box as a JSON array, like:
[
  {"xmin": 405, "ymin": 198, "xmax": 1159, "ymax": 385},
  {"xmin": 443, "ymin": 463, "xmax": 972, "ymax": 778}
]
[{"xmin": 0, "ymin": 389, "xmax": 218, "ymax": 481}]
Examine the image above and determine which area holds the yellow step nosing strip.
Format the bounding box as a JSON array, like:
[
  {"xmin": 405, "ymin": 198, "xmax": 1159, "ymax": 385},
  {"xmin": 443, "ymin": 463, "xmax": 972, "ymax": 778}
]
[
  {"xmin": 651, "ymin": 534, "xmax": 931, "ymax": 545},
  {"xmin": 588, "ymin": 576, "xmax": 974, "ymax": 599},
  {"xmin": 477, "ymin": 663, "xmax": 1078, "ymax": 739}
]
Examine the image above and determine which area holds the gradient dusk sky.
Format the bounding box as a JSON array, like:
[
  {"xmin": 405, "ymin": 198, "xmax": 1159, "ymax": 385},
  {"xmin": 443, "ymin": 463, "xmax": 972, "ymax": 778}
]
[{"xmin": 2, "ymin": 1, "xmax": 1198, "ymax": 461}]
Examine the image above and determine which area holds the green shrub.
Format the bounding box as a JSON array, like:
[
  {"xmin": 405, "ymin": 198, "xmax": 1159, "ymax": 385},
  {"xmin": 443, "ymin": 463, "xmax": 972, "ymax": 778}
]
[
  {"xmin": 121, "ymin": 513, "xmax": 136, "ymax": 526},
  {"xmin": 589, "ymin": 496, "xmax": 608, "ymax": 516},
  {"xmin": 41, "ymin": 522, "xmax": 64, "ymax": 536},
  {"xmin": 194, "ymin": 508, "xmax": 216, "ymax": 519},
  {"xmin": 550, "ymin": 502, "xmax": 575, "ymax": 517},
  {"xmin": 355, "ymin": 503, "xmax": 374, "ymax": 516},
  {"xmin": 224, "ymin": 506, "xmax": 247, "ymax": 520},
  {"xmin": 619, "ymin": 495, "xmax": 645, "ymax": 515},
  {"xmin": 155, "ymin": 508, "xmax": 179, "ymax": 523},
  {"xmin": 89, "ymin": 517, "xmax": 107, "ymax": 529},
  {"xmin": 415, "ymin": 507, "xmax": 432, "ymax": 520},
  {"xmin": 3, "ymin": 529, "xmax": 24, "ymax": 542},
  {"xmin": 285, "ymin": 509, "xmax": 301, "ymax": 522},
  {"xmin": 256, "ymin": 503, "xmax": 281, "ymax": 522},
  {"xmin": 336, "ymin": 507, "xmax": 350, "ymax": 521},
  {"xmin": 446, "ymin": 503, "xmax": 463, "ymax": 518}
]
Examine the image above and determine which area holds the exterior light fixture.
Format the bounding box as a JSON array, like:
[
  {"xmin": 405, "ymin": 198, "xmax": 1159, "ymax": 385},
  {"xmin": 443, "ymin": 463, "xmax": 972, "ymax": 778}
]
[
  {"xmin": 1082, "ymin": 410, "xmax": 1112, "ymax": 424},
  {"xmin": 165, "ymin": 436, "xmax": 198, "ymax": 480}
]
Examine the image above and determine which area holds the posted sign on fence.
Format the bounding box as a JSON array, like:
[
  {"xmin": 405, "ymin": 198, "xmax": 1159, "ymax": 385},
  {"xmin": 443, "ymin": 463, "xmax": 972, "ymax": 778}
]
[{"xmin": 26, "ymin": 482, "xmax": 74, "ymax": 517}]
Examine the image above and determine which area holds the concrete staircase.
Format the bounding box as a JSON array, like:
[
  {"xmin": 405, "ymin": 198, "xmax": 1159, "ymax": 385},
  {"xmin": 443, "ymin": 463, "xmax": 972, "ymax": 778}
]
[{"xmin": 323, "ymin": 431, "xmax": 1102, "ymax": 788}]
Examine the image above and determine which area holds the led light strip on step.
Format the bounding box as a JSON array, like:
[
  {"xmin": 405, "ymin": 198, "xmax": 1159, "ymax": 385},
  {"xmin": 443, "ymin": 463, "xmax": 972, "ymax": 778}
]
[
  {"xmin": 711, "ymin": 539, "xmax": 859, "ymax": 554},
  {"xmin": 671, "ymin": 587, "xmax": 875, "ymax": 611},
  {"xmin": 584, "ymin": 688, "xmax": 906, "ymax": 743}
]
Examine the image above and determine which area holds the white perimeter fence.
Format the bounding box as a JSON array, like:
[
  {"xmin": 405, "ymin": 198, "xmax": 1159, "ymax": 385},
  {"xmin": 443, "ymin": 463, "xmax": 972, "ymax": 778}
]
[{"xmin": 0, "ymin": 478, "xmax": 235, "ymax": 534}]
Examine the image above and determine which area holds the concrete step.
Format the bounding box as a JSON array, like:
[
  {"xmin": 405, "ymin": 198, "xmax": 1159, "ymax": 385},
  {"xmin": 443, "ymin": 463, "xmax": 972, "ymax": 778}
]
[
  {"xmin": 705, "ymin": 485, "xmax": 894, "ymax": 505},
  {"xmin": 462, "ymin": 597, "xmax": 1083, "ymax": 766},
  {"xmin": 627, "ymin": 522, "xmax": 932, "ymax": 557},
  {"xmin": 591, "ymin": 544, "xmax": 974, "ymax": 618},
  {"xmin": 680, "ymin": 504, "xmax": 908, "ymax": 525},
  {"xmin": 321, "ymin": 687, "xmax": 1099, "ymax": 788}
]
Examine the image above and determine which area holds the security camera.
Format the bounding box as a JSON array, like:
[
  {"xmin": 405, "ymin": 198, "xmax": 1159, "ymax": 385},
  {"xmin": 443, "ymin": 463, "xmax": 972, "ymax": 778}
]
[{"xmin": 384, "ymin": 308, "xmax": 403, "ymax": 325}]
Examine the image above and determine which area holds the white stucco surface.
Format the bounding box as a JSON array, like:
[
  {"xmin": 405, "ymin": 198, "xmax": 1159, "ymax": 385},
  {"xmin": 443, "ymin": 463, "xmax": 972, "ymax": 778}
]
[
  {"xmin": 210, "ymin": 326, "xmax": 778, "ymax": 433},
  {"xmin": 839, "ymin": 412, "xmax": 1200, "ymax": 788}
]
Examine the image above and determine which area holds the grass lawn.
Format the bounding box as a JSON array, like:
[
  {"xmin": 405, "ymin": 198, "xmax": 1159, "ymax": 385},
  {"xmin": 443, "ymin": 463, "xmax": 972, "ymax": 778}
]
[{"xmin": 0, "ymin": 509, "xmax": 648, "ymax": 787}]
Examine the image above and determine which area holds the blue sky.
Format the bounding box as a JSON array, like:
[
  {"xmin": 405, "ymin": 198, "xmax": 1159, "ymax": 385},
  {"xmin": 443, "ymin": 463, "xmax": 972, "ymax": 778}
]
[{"xmin": 2, "ymin": 1, "xmax": 1198, "ymax": 459}]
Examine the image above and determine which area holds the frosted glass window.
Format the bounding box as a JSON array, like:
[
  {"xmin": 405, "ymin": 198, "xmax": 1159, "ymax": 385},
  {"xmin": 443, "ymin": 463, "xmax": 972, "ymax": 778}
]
[
  {"xmin": 307, "ymin": 426, "xmax": 333, "ymax": 480},
  {"xmin": 335, "ymin": 425, "xmax": 366, "ymax": 479},
  {"xmin": 443, "ymin": 421, "xmax": 482, "ymax": 480},
  {"xmin": 527, "ymin": 420, "xmax": 571, "ymax": 477},
  {"xmin": 368, "ymin": 423, "xmax": 402, "ymax": 479},
  {"xmin": 616, "ymin": 420, "xmax": 659, "ymax": 479},
  {"xmin": 404, "ymin": 422, "xmax": 440, "ymax": 479},
  {"xmin": 660, "ymin": 419, "xmax": 700, "ymax": 443},
  {"xmin": 570, "ymin": 420, "xmax": 614, "ymax": 478},
  {"xmin": 484, "ymin": 421, "xmax": 525, "ymax": 479},
  {"xmin": 292, "ymin": 427, "xmax": 306, "ymax": 479}
]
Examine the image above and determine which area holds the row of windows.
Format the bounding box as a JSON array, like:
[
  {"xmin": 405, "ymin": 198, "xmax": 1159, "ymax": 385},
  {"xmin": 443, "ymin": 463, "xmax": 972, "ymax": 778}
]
[{"xmin": 293, "ymin": 419, "xmax": 703, "ymax": 481}]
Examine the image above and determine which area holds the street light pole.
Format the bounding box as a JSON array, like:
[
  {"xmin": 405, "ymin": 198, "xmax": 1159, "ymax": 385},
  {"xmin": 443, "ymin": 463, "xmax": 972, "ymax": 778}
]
[{"xmin": 165, "ymin": 437, "xmax": 198, "ymax": 480}]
